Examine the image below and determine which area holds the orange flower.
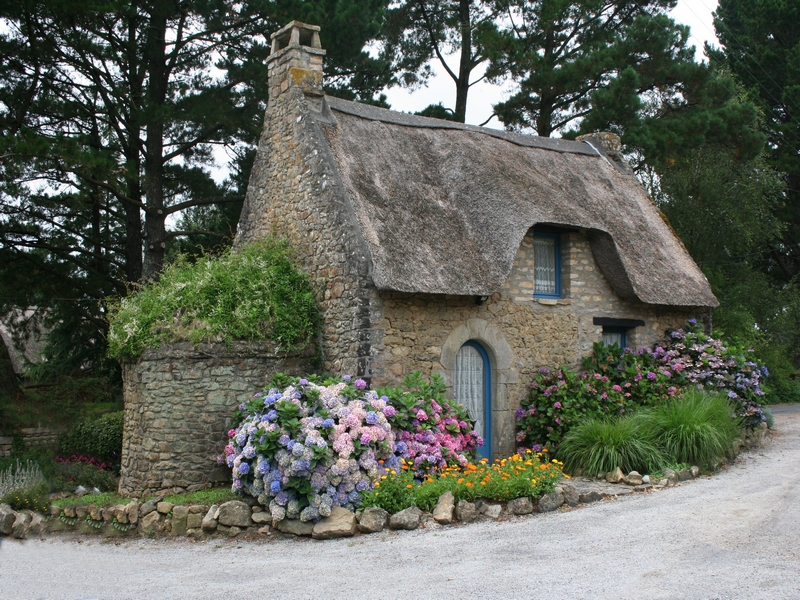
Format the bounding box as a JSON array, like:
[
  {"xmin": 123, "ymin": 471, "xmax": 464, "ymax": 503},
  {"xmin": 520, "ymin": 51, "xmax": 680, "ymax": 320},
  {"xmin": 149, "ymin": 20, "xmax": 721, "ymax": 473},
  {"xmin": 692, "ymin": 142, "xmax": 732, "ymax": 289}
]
[
  {"xmin": 406, "ymin": 484, "xmax": 413, "ymax": 489},
  {"xmin": 466, "ymin": 482, "xmax": 473, "ymax": 487}
]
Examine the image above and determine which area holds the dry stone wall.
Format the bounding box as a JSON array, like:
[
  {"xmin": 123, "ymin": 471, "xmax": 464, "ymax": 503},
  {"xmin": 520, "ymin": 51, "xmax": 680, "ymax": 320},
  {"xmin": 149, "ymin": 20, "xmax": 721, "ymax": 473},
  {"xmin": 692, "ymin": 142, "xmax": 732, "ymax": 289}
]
[{"xmin": 119, "ymin": 342, "xmax": 314, "ymax": 497}]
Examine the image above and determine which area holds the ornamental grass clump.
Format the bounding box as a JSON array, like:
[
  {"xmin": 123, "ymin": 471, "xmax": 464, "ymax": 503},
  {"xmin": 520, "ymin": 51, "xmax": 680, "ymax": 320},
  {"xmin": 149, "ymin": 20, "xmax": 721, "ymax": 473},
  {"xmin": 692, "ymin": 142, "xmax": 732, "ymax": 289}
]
[
  {"xmin": 642, "ymin": 389, "xmax": 740, "ymax": 467},
  {"xmin": 107, "ymin": 240, "xmax": 319, "ymax": 359},
  {"xmin": 379, "ymin": 372, "xmax": 482, "ymax": 474},
  {"xmin": 225, "ymin": 375, "xmax": 401, "ymax": 522},
  {"xmin": 557, "ymin": 415, "xmax": 665, "ymax": 476}
]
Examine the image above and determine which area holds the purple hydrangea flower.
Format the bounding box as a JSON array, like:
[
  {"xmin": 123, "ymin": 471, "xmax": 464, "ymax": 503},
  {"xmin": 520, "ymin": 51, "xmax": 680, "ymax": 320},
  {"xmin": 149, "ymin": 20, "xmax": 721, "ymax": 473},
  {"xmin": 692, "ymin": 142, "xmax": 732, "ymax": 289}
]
[
  {"xmin": 270, "ymin": 480, "xmax": 281, "ymax": 493},
  {"xmin": 365, "ymin": 411, "xmax": 379, "ymax": 425},
  {"xmin": 383, "ymin": 405, "xmax": 396, "ymax": 418},
  {"xmin": 299, "ymin": 378, "xmax": 308, "ymax": 386},
  {"xmin": 538, "ymin": 367, "xmax": 550, "ymax": 375},
  {"xmin": 323, "ymin": 418, "xmax": 334, "ymax": 428},
  {"xmin": 267, "ymin": 410, "xmax": 278, "ymax": 421},
  {"xmin": 532, "ymin": 444, "xmax": 542, "ymax": 452},
  {"xmin": 257, "ymin": 461, "xmax": 270, "ymax": 475},
  {"xmin": 238, "ymin": 462, "xmax": 250, "ymax": 475},
  {"xmin": 354, "ymin": 379, "xmax": 367, "ymax": 390},
  {"xmin": 342, "ymin": 375, "xmax": 351, "ymax": 382},
  {"xmin": 553, "ymin": 401, "xmax": 562, "ymax": 408},
  {"xmin": 647, "ymin": 372, "xmax": 657, "ymax": 380}
]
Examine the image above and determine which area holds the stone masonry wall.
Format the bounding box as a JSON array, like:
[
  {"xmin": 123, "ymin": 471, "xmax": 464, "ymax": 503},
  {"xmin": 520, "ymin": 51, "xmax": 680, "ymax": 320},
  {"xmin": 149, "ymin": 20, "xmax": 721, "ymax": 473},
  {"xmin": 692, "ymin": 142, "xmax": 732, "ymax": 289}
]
[
  {"xmin": 369, "ymin": 229, "xmax": 696, "ymax": 458},
  {"xmin": 235, "ymin": 36, "xmax": 377, "ymax": 382},
  {"xmin": 119, "ymin": 342, "xmax": 314, "ymax": 497}
]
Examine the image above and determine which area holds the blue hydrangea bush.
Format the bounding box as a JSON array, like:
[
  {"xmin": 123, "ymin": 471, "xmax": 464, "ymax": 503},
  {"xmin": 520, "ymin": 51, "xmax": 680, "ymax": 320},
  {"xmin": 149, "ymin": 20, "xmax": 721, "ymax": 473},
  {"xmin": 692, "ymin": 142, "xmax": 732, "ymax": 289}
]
[{"xmin": 224, "ymin": 375, "xmax": 402, "ymax": 522}]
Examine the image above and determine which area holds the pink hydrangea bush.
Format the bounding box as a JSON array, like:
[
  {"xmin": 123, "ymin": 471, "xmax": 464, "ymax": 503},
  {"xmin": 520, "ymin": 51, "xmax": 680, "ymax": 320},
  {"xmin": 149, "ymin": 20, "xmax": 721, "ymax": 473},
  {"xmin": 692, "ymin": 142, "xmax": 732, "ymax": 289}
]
[{"xmin": 379, "ymin": 372, "xmax": 482, "ymax": 474}]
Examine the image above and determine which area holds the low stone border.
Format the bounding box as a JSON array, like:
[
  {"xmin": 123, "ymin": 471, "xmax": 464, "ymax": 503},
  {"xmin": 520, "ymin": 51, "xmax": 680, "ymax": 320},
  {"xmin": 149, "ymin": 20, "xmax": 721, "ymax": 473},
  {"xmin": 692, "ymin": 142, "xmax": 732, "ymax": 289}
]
[{"xmin": 0, "ymin": 424, "xmax": 770, "ymax": 541}]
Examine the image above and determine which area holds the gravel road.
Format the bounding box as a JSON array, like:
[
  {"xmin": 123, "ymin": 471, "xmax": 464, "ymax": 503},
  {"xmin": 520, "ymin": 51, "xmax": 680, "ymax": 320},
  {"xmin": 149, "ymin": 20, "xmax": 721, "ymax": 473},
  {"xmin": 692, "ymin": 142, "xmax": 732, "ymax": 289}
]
[{"xmin": 2, "ymin": 411, "xmax": 799, "ymax": 600}]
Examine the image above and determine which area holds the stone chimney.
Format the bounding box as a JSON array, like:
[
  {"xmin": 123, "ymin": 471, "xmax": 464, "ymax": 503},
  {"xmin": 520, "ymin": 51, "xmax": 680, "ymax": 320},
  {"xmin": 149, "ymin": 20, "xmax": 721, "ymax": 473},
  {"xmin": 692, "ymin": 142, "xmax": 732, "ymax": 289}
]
[
  {"xmin": 576, "ymin": 132, "xmax": 633, "ymax": 174},
  {"xmin": 267, "ymin": 21, "xmax": 326, "ymax": 107}
]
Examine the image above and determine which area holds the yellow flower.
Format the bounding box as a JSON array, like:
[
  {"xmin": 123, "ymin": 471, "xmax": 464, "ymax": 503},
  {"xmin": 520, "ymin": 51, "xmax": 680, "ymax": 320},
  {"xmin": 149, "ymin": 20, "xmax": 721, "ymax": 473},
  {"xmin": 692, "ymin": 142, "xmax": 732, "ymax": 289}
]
[{"xmin": 374, "ymin": 482, "xmax": 380, "ymax": 487}]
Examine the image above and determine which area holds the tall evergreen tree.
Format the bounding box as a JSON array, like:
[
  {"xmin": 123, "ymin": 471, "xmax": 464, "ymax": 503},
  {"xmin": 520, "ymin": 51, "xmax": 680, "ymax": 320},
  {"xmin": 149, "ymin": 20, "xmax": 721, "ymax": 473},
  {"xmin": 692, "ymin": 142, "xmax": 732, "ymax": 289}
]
[
  {"xmin": 0, "ymin": 0, "xmax": 391, "ymax": 376},
  {"xmin": 713, "ymin": 0, "xmax": 800, "ymax": 284}
]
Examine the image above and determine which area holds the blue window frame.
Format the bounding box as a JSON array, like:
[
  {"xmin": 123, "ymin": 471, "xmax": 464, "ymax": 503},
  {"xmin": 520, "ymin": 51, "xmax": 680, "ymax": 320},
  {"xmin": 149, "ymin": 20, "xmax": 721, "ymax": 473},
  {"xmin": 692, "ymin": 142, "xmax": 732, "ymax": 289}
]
[
  {"xmin": 454, "ymin": 340, "xmax": 492, "ymax": 461},
  {"xmin": 602, "ymin": 326, "xmax": 627, "ymax": 349},
  {"xmin": 533, "ymin": 232, "xmax": 561, "ymax": 299}
]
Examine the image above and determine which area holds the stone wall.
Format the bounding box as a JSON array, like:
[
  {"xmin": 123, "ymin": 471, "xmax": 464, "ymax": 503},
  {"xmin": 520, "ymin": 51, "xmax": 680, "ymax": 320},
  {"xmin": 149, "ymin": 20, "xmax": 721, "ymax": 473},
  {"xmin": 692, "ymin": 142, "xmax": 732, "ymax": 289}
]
[
  {"xmin": 119, "ymin": 342, "xmax": 315, "ymax": 497},
  {"xmin": 369, "ymin": 228, "xmax": 696, "ymax": 458}
]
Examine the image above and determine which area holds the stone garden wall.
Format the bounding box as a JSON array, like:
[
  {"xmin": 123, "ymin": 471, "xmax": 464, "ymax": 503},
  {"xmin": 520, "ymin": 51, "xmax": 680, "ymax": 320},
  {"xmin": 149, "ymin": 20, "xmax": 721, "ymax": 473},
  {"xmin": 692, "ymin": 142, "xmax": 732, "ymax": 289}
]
[{"xmin": 119, "ymin": 342, "xmax": 315, "ymax": 497}]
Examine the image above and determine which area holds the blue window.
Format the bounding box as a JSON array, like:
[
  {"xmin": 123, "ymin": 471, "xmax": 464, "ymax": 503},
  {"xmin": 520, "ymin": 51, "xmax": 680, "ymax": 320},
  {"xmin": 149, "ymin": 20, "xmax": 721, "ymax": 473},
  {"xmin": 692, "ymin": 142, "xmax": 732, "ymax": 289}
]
[
  {"xmin": 602, "ymin": 326, "xmax": 627, "ymax": 348},
  {"xmin": 533, "ymin": 232, "xmax": 561, "ymax": 298},
  {"xmin": 454, "ymin": 341, "xmax": 492, "ymax": 461}
]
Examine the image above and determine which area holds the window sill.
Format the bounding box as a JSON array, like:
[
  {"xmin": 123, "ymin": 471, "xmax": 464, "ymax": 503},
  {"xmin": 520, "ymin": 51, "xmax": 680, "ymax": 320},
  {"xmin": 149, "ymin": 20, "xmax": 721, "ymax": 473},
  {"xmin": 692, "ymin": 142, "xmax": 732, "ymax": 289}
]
[{"xmin": 536, "ymin": 298, "xmax": 571, "ymax": 306}]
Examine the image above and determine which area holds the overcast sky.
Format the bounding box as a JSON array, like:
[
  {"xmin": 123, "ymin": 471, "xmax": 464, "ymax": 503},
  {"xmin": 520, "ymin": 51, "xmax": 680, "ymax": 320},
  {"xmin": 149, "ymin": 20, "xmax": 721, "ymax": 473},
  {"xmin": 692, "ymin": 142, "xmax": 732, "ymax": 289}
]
[{"xmin": 381, "ymin": 0, "xmax": 721, "ymax": 130}]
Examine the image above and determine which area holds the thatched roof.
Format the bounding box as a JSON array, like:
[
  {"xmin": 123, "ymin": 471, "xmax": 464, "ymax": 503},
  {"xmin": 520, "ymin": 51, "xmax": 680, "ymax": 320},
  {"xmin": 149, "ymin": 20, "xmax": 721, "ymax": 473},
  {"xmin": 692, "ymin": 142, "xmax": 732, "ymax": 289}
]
[{"xmin": 312, "ymin": 96, "xmax": 717, "ymax": 308}]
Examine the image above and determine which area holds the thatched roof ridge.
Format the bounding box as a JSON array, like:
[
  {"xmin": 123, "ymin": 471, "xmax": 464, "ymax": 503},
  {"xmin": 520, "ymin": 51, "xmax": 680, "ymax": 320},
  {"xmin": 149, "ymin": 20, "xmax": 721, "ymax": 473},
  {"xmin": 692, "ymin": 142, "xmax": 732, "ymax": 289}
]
[
  {"xmin": 313, "ymin": 96, "xmax": 718, "ymax": 308},
  {"xmin": 325, "ymin": 96, "xmax": 599, "ymax": 157}
]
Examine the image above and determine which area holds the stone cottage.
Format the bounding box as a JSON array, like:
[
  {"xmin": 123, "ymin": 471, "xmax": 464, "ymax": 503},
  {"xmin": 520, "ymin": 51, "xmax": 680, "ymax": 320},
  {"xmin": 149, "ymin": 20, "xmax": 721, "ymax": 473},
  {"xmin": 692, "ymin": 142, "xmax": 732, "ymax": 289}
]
[{"xmin": 235, "ymin": 21, "xmax": 718, "ymax": 460}]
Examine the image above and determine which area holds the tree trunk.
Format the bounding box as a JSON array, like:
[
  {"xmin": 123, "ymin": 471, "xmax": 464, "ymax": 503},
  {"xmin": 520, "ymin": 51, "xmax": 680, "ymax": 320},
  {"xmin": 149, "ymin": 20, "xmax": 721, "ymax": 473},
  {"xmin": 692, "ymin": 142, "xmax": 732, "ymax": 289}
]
[{"xmin": 141, "ymin": 7, "xmax": 169, "ymax": 281}]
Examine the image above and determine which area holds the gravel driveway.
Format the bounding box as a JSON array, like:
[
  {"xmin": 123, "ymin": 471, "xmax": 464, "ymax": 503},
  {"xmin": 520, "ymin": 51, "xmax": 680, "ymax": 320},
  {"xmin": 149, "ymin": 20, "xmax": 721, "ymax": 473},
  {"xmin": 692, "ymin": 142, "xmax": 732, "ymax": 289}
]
[{"xmin": 2, "ymin": 410, "xmax": 799, "ymax": 600}]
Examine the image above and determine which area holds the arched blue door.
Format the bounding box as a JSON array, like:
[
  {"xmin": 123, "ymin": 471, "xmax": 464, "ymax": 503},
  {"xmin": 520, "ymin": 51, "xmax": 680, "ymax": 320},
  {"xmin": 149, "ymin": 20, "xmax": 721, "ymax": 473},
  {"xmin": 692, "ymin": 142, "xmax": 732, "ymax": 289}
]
[{"xmin": 454, "ymin": 341, "xmax": 492, "ymax": 461}]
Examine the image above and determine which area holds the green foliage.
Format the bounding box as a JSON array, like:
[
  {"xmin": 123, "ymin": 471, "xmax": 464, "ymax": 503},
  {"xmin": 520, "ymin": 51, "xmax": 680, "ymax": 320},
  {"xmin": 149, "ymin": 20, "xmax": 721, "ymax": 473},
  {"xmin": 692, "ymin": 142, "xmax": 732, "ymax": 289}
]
[
  {"xmin": 641, "ymin": 390, "xmax": 741, "ymax": 468},
  {"xmin": 1, "ymin": 373, "xmax": 121, "ymax": 437},
  {"xmin": 107, "ymin": 240, "xmax": 320, "ymax": 359},
  {"xmin": 2, "ymin": 481, "xmax": 50, "ymax": 514},
  {"xmin": 557, "ymin": 415, "xmax": 665, "ymax": 476},
  {"xmin": 59, "ymin": 411, "xmax": 124, "ymax": 465},
  {"xmin": 52, "ymin": 492, "xmax": 122, "ymax": 508},
  {"xmin": 52, "ymin": 460, "xmax": 118, "ymax": 492},
  {"xmin": 162, "ymin": 487, "xmax": 236, "ymax": 506},
  {"xmin": 360, "ymin": 466, "xmax": 417, "ymax": 514}
]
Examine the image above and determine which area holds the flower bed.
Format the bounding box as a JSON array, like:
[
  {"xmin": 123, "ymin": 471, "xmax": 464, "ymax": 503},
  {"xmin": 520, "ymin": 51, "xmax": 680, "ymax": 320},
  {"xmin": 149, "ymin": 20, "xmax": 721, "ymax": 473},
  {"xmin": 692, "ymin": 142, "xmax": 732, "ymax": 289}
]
[
  {"xmin": 361, "ymin": 451, "xmax": 564, "ymax": 514},
  {"xmin": 517, "ymin": 321, "xmax": 769, "ymax": 451},
  {"xmin": 224, "ymin": 373, "xmax": 484, "ymax": 521}
]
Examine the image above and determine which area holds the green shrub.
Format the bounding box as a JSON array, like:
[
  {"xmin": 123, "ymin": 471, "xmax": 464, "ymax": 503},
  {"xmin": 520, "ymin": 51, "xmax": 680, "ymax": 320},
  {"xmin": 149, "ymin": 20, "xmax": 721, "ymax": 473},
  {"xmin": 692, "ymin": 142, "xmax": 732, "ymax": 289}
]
[
  {"xmin": 557, "ymin": 415, "xmax": 665, "ymax": 476},
  {"xmin": 59, "ymin": 411, "xmax": 124, "ymax": 465},
  {"xmin": 642, "ymin": 390, "xmax": 740, "ymax": 467},
  {"xmin": 53, "ymin": 460, "xmax": 119, "ymax": 492},
  {"xmin": 107, "ymin": 240, "xmax": 320, "ymax": 359},
  {"xmin": 2, "ymin": 481, "xmax": 50, "ymax": 513}
]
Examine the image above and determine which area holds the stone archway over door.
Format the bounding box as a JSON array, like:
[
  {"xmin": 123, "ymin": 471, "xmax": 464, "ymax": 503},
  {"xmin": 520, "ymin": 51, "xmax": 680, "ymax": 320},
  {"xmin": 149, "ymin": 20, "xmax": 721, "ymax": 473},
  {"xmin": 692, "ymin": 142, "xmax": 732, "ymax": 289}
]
[{"xmin": 438, "ymin": 318, "xmax": 519, "ymax": 459}]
